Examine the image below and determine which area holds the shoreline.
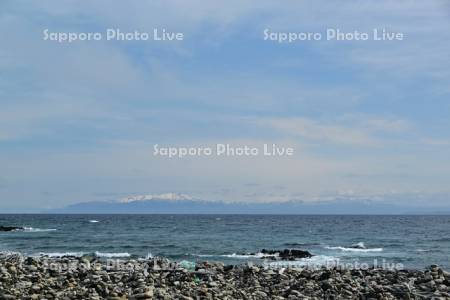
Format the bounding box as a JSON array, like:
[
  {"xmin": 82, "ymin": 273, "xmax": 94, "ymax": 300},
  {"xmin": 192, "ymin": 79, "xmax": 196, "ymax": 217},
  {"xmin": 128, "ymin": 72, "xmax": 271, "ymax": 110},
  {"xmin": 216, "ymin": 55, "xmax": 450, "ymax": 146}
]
[{"xmin": 1, "ymin": 254, "xmax": 449, "ymax": 299}]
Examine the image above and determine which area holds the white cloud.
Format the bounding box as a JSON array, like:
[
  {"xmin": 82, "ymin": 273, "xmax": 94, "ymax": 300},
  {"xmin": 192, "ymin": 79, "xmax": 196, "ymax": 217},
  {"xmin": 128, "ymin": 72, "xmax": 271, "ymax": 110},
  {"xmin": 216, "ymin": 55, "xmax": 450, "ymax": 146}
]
[
  {"xmin": 420, "ymin": 138, "xmax": 450, "ymax": 146},
  {"xmin": 253, "ymin": 114, "xmax": 417, "ymax": 147},
  {"xmin": 261, "ymin": 117, "xmax": 379, "ymax": 146},
  {"xmin": 1, "ymin": 1, "xmax": 450, "ymax": 210},
  {"xmin": 360, "ymin": 118, "xmax": 412, "ymax": 133}
]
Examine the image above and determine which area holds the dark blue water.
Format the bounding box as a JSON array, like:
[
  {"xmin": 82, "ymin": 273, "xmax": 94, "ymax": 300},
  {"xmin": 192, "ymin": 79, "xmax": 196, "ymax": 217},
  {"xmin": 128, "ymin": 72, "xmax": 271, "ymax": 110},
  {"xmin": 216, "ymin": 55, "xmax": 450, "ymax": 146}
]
[{"xmin": 1, "ymin": 215, "xmax": 449, "ymax": 269}]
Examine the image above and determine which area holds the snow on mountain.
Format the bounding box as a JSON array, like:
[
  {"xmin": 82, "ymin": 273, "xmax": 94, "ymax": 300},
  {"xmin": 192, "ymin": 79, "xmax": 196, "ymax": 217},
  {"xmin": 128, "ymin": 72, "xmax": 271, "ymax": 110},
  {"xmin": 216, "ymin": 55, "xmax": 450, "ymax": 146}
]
[{"xmin": 118, "ymin": 193, "xmax": 194, "ymax": 203}]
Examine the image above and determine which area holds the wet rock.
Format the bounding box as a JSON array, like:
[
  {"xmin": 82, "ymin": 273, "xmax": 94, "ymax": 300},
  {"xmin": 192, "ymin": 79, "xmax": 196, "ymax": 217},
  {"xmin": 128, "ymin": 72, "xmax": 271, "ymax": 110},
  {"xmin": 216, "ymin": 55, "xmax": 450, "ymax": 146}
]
[
  {"xmin": 0, "ymin": 253, "xmax": 449, "ymax": 299},
  {"xmin": 0, "ymin": 226, "xmax": 23, "ymax": 232},
  {"xmin": 260, "ymin": 249, "xmax": 313, "ymax": 260}
]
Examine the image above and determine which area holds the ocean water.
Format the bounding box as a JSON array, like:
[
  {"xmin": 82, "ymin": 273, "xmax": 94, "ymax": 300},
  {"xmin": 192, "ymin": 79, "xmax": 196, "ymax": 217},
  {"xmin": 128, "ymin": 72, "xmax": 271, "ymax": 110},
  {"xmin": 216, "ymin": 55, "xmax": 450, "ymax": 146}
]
[{"xmin": 0, "ymin": 214, "xmax": 449, "ymax": 269}]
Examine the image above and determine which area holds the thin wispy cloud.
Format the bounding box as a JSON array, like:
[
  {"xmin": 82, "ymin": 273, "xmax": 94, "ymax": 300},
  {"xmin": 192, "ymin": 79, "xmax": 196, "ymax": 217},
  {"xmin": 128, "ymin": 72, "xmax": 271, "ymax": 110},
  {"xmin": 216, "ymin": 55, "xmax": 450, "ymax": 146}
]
[{"xmin": 0, "ymin": 1, "xmax": 449, "ymax": 210}]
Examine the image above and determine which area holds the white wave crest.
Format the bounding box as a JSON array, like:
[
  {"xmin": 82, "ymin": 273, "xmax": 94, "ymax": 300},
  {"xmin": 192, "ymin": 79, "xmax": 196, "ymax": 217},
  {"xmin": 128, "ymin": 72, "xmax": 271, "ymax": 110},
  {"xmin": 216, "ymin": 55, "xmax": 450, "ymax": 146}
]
[
  {"xmin": 352, "ymin": 242, "xmax": 366, "ymax": 249},
  {"xmin": 222, "ymin": 253, "xmax": 257, "ymax": 259},
  {"xmin": 23, "ymin": 227, "xmax": 57, "ymax": 232},
  {"xmin": 416, "ymin": 249, "xmax": 431, "ymax": 252},
  {"xmin": 95, "ymin": 251, "xmax": 131, "ymax": 258},
  {"xmin": 264, "ymin": 255, "xmax": 339, "ymax": 268},
  {"xmin": 39, "ymin": 252, "xmax": 85, "ymax": 257},
  {"xmin": 325, "ymin": 246, "xmax": 383, "ymax": 252},
  {"xmin": 193, "ymin": 252, "xmax": 279, "ymax": 259},
  {"xmin": 226, "ymin": 252, "xmax": 280, "ymax": 259}
]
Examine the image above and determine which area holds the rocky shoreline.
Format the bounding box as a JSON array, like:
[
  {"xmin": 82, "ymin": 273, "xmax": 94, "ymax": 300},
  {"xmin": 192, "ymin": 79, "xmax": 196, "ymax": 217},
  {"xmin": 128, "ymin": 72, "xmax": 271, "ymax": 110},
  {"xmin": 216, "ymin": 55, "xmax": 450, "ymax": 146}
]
[{"xmin": 1, "ymin": 253, "xmax": 449, "ymax": 299}]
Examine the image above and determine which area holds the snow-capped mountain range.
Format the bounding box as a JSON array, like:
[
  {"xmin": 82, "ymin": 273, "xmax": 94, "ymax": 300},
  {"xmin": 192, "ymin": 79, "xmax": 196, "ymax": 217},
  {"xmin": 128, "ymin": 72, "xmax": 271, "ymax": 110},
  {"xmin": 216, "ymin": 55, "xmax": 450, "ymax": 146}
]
[{"xmin": 118, "ymin": 193, "xmax": 194, "ymax": 203}]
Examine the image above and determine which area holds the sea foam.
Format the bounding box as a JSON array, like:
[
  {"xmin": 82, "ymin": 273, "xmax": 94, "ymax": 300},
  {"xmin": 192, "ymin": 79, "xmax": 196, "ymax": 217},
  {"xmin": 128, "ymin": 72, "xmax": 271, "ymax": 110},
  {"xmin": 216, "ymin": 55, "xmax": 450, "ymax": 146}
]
[
  {"xmin": 38, "ymin": 252, "xmax": 85, "ymax": 258},
  {"xmin": 23, "ymin": 227, "xmax": 57, "ymax": 232},
  {"xmin": 325, "ymin": 242, "xmax": 383, "ymax": 252},
  {"xmin": 263, "ymin": 255, "xmax": 339, "ymax": 268},
  {"xmin": 94, "ymin": 251, "xmax": 131, "ymax": 258}
]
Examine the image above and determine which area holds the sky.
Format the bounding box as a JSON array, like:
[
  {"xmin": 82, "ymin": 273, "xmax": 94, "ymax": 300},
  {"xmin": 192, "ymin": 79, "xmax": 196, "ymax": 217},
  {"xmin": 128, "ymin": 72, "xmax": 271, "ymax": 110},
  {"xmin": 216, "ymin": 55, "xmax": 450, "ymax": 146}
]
[{"xmin": 1, "ymin": 1, "xmax": 450, "ymax": 212}]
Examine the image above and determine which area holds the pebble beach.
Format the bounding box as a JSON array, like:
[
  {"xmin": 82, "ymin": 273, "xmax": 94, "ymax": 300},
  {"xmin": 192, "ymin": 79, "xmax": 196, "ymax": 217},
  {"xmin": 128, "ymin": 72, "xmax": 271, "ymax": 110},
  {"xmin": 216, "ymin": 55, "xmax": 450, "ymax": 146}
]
[{"xmin": 1, "ymin": 253, "xmax": 450, "ymax": 300}]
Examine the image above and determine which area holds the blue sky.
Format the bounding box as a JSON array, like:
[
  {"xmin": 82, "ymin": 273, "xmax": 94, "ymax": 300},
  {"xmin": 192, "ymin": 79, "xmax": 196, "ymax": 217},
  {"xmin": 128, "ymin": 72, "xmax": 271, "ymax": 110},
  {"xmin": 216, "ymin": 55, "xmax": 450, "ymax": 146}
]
[{"xmin": 1, "ymin": 1, "xmax": 450, "ymax": 212}]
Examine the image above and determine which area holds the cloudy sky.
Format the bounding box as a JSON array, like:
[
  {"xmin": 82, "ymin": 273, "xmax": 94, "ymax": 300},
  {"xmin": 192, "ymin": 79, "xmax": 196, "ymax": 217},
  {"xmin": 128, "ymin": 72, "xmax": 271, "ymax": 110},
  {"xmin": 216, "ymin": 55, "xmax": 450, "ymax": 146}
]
[{"xmin": 1, "ymin": 1, "xmax": 450, "ymax": 212}]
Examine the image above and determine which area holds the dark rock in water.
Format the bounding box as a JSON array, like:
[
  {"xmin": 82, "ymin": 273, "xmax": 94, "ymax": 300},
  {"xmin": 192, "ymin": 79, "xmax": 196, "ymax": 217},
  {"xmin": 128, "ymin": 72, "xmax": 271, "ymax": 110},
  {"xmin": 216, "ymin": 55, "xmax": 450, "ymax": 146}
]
[
  {"xmin": 261, "ymin": 249, "xmax": 313, "ymax": 260},
  {"xmin": 0, "ymin": 226, "xmax": 23, "ymax": 232},
  {"xmin": 349, "ymin": 242, "xmax": 366, "ymax": 249}
]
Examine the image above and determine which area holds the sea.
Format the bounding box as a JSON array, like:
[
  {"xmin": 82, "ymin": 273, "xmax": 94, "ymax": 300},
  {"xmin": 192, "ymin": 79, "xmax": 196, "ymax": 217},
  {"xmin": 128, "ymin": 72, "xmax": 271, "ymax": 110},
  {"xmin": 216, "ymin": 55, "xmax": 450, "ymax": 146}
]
[{"xmin": 1, "ymin": 214, "xmax": 449, "ymax": 270}]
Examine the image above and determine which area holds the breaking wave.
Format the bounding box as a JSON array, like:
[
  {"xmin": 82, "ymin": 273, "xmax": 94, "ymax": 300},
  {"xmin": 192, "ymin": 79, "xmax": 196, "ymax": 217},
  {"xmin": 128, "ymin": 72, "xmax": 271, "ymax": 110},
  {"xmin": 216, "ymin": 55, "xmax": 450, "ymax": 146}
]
[
  {"xmin": 94, "ymin": 251, "xmax": 131, "ymax": 258},
  {"xmin": 263, "ymin": 255, "xmax": 339, "ymax": 268},
  {"xmin": 23, "ymin": 227, "xmax": 57, "ymax": 232},
  {"xmin": 38, "ymin": 251, "xmax": 131, "ymax": 258},
  {"xmin": 38, "ymin": 252, "xmax": 85, "ymax": 257},
  {"xmin": 193, "ymin": 252, "xmax": 279, "ymax": 259},
  {"xmin": 325, "ymin": 242, "xmax": 383, "ymax": 253}
]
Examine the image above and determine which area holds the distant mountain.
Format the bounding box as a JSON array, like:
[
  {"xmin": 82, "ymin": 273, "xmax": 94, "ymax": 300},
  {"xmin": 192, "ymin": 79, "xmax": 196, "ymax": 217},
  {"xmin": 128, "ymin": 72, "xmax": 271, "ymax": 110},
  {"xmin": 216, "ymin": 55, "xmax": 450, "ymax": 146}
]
[
  {"xmin": 118, "ymin": 193, "xmax": 194, "ymax": 203},
  {"xmin": 44, "ymin": 194, "xmax": 450, "ymax": 214}
]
